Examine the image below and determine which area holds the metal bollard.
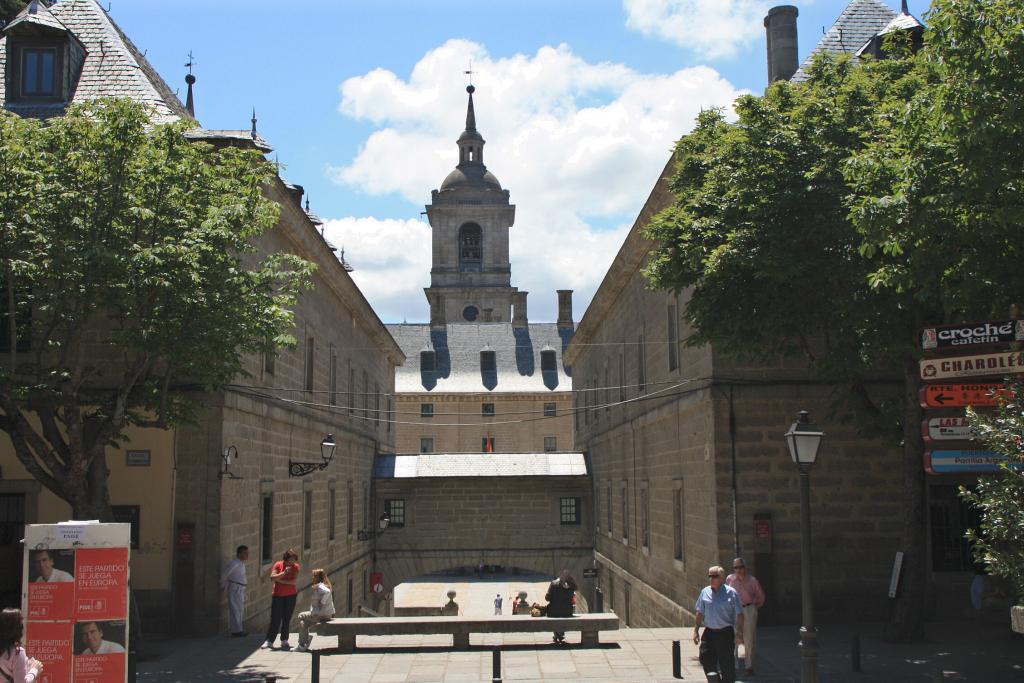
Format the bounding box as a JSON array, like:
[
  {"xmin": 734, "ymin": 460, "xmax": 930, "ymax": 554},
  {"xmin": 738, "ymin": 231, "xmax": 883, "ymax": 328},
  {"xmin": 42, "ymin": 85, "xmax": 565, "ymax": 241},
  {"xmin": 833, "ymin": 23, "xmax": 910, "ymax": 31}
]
[
  {"xmin": 311, "ymin": 650, "xmax": 320, "ymax": 683},
  {"xmin": 672, "ymin": 640, "xmax": 682, "ymax": 679},
  {"xmin": 595, "ymin": 587, "xmax": 604, "ymax": 613},
  {"xmin": 851, "ymin": 633, "xmax": 861, "ymax": 672},
  {"xmin": 492, "ymin": 648, "xmax": 502, "ymax": 683}
]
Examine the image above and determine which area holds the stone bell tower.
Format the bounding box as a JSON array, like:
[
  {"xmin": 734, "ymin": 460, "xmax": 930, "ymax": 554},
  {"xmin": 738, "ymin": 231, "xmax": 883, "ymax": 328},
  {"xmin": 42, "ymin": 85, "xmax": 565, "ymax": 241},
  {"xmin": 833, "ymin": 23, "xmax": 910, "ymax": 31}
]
[{"xmin": 424, "ymin": 85, "xmax": 517, "ymax": 326}]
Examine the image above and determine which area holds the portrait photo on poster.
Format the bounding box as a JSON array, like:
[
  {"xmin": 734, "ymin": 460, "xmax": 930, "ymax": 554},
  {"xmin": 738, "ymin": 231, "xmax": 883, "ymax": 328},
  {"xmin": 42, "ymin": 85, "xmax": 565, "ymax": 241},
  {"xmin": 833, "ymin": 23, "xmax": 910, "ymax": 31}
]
[
  {"xmin": 76, "ymin": 620, "xmax": 127, "ymax": 655},
  {"xmin": 29, "ymin": 547, "xmax": 75, "ymax": 583}
]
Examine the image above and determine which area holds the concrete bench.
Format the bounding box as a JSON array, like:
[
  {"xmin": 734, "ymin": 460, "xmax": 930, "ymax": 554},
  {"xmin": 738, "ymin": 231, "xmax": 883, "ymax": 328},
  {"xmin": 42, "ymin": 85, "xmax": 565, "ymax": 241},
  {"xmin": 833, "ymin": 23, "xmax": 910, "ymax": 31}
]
[{"xmin": 314, "ymin": 613, "xmax": 620, "ymax": 652}]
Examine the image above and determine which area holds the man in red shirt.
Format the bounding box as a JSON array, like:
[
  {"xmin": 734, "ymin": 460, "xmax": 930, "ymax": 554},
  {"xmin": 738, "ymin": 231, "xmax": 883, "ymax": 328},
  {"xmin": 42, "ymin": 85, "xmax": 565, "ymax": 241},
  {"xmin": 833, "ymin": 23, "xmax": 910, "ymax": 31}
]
[
  {"xmin": 725, "ymin": 557, "xmax": 766, "ymax": 676},
  {"xmin": 261, "ymin": 549, "xmax": 300, "ymax": 650}
]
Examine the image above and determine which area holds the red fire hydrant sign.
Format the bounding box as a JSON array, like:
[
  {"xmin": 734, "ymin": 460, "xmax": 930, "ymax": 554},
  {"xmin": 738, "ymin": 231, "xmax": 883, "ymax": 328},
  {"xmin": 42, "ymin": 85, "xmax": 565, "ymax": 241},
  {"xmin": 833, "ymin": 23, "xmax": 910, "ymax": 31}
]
[{"xmin": 23, "ymin": 522, "xmax": 131, "ymax": 683}]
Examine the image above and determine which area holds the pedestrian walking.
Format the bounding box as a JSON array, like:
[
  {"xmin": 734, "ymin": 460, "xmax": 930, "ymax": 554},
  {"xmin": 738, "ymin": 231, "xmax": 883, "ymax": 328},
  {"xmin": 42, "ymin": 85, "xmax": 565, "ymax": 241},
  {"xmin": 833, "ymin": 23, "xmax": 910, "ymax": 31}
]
[
  {"xmin": 545, "ymin": 569, "xmax": 577, "ymax": 644},
  {"xmin": 693, "ymin": 565, "xmax": 744, "ymax": 683},
  {"xmin": 295, "ymin": 569, "xmax": 335, "ymax": 652},
  {"xmin": 0, "ymin": 608, "xmax": 43, "ymax": 683},
  {"xmin": 220, "ymin": 545, "xmax": 249, "ymax": 636},
  {"xmin": 494, "ymin": 593, "xmax": 503, "ymax": 615},
  {"xmin": 726, "ymin": 557, "xmax": 765, "ymax": 676},
  {"xmin": 261, "ymin": 548, "xmax": 301, "ymax": 650}
]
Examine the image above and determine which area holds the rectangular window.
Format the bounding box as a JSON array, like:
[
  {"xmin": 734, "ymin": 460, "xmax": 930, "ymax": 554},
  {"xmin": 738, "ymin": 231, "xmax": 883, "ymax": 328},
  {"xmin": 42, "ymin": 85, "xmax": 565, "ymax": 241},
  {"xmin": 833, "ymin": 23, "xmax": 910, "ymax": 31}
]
[
  {"xmin": 363, "ymin": 484, "xmax": 369, "ymax": 531},
  {"xmin": 481, "ymin": 436, "xmax": 496, "ymax": 452},
  {"xmin": 347, "ymin": 481, "xmax": 354, "ymax": 536},
  {"xmin": 480, "ymin": 350, "xmax": 497, "ymax": 373},
  {"xmin": 329, "ymin": 346, "xmax": 338, "ymax": 406},
  {"xmin": 362, "ymin": 371, "xmax": 369, "ymax": 414},
  {"xmin": 110, "ymin": 505, "xmax": 140, "ymax": 550},
  {"xmin": 386, "ymin": 499, "xmax": 406, "ymax": 527},
  {"xmin": 667, "ymin": 303, "xmax": 679, "ymax": 371},
  {"xmin": 348, "ymin": 364, "xmax": 355, "ymax": 416},
  {"xmin": 347, "ymin": 577, "xmax": 354, "ymax": 615},
  {"xmin": 673, "ymin": 484, "xmax": 684, "ymax": 562},
  {"xmin": 21, "ymin": 48, "xmax": 56, "ymax": 97},
  {"xmin": 328, "ymin": 486, "xmax": 337, "ymax": 541},
  {"xmin": 541, "ymin": 350, "xmax": 557, "ymax": 373},
  {"xmin": 420, "ymin": 350, "xmax": 436, "ymax": 374},
  {"xmin": 544, "ymin": 436, "xmax": 557, "ymax": 452},
  {"xmin": 264, "ymin": 338, "xmax": 275, "ymax": 375},
  {"xmin": 305, "ymin": 336, "xmax": 315, "ymax": 391},
  {"xmin": 621, "ymin": 482, "xmax": 629, "ymax": 542},
  {"xmin": 260, "ymin": 493, "xmax": 273, "ymax": 563},
  {"xmin": 640, "ymin": 485, "xmax": 650, "ymax": 550},
  {"xmin": 303, "ymin": 490, "xmax": 313, "ymax": 550},
  {"xmin": 637, "ymin": 333, "xmax": 646, "ymax": 393},
  {"xmin": 560, "ymin": 497, "xmax": 581, "ymax": 525},
  {"xmin": 374, "ymin": 382, "xmax": 380, "ymax": 426},
  {"xmin": 619, "ymin": 352, "xmax": 626, "ymax": 402},
  {"xmin": 604, "ymin": 362, "xmax": 610, "ymax": 413},
  {"xmin": 595, "ymin": 484, "xmax": 601, "ymax": 532},
  {"xmin": 481, "ymin": 402, "xmax": 495, "ymax": 417},
  {"xmin": 421, "ymin": 403, "xmax": 434, "ymax": 418},
  {"xmin": 606, "ymin": 483, "xmax": 613, "ymax": 535},
  {"xmin": 420, "ymin": 437, "xmax": 434, "ymax": 453},
  {"xmin": 387, "ymin": 397, "xmax": 392, "ymax": 433},
  {"xmin": 543, "ymin": 402, "xmax": 556, "ymax": 417}
]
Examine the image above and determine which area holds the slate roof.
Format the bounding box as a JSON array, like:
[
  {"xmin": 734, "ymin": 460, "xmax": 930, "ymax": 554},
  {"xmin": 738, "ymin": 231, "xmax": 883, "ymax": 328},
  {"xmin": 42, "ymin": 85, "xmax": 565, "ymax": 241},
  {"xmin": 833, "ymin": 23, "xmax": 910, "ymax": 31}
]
[
  {"xmin": 374, "ymin": 452, "xmax": 588, "ymax": 479},
  {"xmin": 791, "ymin": 0, "xmax": 897, "ymax": 82},
  {"xmin": 1, "ymin": 0, "xmax": 190, "ymax": 122},
  {"xmin": 388, "ymin": 322, "xmax": 573, "ymax": 394}
]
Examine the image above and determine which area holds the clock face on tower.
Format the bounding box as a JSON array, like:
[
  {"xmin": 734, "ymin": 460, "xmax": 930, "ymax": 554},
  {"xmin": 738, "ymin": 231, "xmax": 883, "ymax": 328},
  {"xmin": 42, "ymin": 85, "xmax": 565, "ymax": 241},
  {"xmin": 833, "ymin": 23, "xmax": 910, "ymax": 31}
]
[{"xmin": 463, "ymin": 306, "xmax": 479, "ymax": 322}]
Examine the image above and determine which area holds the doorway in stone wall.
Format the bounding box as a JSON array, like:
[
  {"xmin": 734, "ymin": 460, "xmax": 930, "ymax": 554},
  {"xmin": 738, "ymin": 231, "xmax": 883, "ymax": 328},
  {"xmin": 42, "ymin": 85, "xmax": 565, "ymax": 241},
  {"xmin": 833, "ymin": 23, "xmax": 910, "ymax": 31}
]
[
  {"xmin": 392, "ymin": 566, "xmax": 558, "ymax": 617},
  {"xmin": 0, "ymin": 493, "xmax": 25, "ymax": 608}
]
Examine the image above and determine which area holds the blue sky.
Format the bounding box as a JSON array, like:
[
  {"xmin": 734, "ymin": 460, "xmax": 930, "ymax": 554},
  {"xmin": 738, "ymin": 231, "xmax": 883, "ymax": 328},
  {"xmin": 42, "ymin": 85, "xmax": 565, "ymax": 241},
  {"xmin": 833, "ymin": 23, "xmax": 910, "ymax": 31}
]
[{"xmin": 110, "ymin": 0, "xmax": 930, "ymax": 323}]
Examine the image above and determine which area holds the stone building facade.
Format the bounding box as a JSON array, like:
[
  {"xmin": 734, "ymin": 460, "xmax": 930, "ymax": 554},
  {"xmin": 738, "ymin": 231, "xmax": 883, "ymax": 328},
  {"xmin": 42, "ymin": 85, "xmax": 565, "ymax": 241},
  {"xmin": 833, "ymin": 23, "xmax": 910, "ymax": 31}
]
[
  {"xmin": 0, "ymin": 0, "xmax": 403, "ymax": 635},
  {"xmin": 565, "ymin": 0, "xmax": 925, "ymax": 628}
]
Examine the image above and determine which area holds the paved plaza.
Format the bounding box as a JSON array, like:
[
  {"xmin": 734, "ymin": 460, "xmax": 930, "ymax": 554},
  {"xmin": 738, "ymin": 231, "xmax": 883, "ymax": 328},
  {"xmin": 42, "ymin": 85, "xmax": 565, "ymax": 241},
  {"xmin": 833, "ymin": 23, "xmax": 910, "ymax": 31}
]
[{"xmin": 137, "ymin": 617, "xmax": 1023, "ymax": 682}]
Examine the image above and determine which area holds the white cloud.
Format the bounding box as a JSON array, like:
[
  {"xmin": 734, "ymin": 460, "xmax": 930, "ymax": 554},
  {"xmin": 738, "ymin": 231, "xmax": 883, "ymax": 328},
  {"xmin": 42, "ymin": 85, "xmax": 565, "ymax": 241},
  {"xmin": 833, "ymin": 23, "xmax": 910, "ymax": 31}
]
[
  {"xmin": 327, "ymin": 39, "xmax": 746, "ymax": 323},
  {"xmin": 623, "ymin": 0, "xmax": 772, "ymax": 59}
]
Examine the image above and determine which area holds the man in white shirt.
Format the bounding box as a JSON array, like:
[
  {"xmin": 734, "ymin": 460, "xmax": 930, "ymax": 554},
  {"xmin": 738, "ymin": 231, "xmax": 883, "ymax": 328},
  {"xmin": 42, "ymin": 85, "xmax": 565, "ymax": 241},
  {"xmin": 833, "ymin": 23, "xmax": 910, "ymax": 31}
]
[
  {"xmin": 220, "ymin": 545, "xmax": 249, "ymax": 636},
  {"xmin": 78, "ymin": 622, "xmax": 126, "ymax": 655},
  {"xmin": 33, "ymin": 549, "xmax": 74, "ymax": 583}
]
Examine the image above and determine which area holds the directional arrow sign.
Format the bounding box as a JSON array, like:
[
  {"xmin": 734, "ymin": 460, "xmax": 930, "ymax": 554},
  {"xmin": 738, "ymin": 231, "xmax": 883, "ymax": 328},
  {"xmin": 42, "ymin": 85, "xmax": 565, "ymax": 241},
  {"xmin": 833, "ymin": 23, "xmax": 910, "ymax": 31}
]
[
  {"xmin": 919, "ymin": 383, "xmax": 1009, "ymax": 409},
  {"xmin": 922, "ymin": 416, "xmax": 974, "ymax": 442}
]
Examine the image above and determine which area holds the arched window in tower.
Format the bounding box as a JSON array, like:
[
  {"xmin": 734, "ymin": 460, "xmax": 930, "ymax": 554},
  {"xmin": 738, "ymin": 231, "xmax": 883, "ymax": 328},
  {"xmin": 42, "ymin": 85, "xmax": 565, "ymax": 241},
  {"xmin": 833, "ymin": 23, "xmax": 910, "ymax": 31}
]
[{"xmin": 459, "ymin": 223, "xmax": 482, "ymax": 272}]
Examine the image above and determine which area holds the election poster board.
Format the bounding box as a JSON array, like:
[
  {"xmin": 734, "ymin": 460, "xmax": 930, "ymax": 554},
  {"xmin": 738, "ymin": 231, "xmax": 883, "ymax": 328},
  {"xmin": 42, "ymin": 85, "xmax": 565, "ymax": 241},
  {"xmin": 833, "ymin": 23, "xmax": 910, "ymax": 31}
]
[{"xmin": 23, "ymin": 522, "xmax": 131, "ymax": 683}]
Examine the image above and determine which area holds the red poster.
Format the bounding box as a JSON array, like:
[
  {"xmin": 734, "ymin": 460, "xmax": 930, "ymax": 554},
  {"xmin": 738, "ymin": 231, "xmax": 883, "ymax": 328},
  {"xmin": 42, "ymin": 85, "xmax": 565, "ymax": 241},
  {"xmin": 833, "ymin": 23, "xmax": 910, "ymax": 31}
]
[
  {"xmin": 74, "ymin": 548, "xmax": 129, "ymax": 620},
  {"xmin": 74, "ymin": 620, "xmax": 127, "ymax": 683},
  {"xmin": 27, "ymin": 548, "xmax": 76, "ymax": 620},
  {"xmin": 25, "ymin": 621, "xmax": 73, "ymax": 683}
]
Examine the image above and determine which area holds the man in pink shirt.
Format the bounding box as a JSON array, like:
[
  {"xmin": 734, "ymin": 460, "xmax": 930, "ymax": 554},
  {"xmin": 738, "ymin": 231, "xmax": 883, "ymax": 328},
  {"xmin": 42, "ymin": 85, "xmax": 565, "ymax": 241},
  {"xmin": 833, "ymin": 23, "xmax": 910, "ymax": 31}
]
[{"xmin": 725, "ymin": 557, "xmax": 766, "ymax": 676}]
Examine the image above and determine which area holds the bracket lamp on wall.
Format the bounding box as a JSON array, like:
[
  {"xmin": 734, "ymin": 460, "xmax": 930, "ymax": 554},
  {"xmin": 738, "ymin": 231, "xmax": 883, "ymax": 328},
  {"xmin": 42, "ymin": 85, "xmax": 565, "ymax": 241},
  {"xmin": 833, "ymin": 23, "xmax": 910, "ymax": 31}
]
[
  {"xmin": 288, "ymin": 434, "xmax": 337, "ymax": 477},
  {"xmin": 356, "ymin": 511, "xmax": 391, "ymax": 541},
  {"xmin": 219, "ymin": 445, "xmax": 241, "ymax": 480}
]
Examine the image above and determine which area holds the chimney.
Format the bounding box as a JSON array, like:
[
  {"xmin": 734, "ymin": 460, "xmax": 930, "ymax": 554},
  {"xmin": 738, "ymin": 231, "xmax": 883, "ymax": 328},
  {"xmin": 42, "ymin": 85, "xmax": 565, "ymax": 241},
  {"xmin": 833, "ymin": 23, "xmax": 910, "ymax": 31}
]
[
  {"xmin": 428, "ymin": 292, "xmax": 445, "ymax": 329},
  {"xmin": 764, "ymin": 5, "xmax": 799, "ymax": 84},
  {"xmin": 512, "ymin": 292, "xmax": 529, "ymax": 328},
  {"xmin": 557, "ymin": 290, "xmax": 573, "ymax": 330}
]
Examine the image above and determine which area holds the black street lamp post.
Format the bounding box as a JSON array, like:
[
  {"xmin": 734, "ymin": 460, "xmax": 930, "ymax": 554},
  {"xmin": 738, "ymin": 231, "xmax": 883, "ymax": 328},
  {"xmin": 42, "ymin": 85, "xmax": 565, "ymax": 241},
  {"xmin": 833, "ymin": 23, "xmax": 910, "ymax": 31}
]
[{"xmin": 785, "ymin": 410, "xmax": 824, "ymax": 683}]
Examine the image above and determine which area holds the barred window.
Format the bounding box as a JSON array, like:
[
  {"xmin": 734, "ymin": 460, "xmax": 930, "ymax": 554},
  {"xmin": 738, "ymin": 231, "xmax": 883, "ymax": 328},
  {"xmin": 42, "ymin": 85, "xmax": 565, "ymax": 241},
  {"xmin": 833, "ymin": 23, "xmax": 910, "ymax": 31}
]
[
  {"xmin": 386, "ymin": 499, "xmax": 406, "ymax": 527},
  {"xmin": 560, "ymin": 497, "xmax": 581, "ymax": 525}
]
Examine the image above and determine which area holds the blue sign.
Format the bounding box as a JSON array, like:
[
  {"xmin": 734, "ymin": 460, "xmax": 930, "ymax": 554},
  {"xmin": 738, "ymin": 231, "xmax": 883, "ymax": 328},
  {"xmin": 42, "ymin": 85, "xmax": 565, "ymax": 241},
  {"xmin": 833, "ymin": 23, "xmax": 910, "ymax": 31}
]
[{"xmin": 926, "ymin": 450, "xmax": 1014, "ymax": 474}]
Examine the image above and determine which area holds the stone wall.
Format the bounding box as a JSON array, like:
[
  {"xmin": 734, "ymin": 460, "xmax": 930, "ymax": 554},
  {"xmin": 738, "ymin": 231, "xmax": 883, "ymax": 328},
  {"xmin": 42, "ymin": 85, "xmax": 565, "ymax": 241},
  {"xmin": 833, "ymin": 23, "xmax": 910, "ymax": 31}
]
[
  {"xmin": 373, "ymin": 475, "xmax": 593, "ymax": 605},
  {"xmin": 394, "ymin": 392, "xmax": 574, "ymax": 454}
]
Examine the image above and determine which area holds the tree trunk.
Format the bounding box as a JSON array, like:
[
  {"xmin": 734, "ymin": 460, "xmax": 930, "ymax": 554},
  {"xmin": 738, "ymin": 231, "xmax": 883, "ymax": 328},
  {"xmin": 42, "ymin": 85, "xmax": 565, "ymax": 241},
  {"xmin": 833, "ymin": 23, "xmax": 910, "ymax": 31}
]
[
  {"xmin": 886, "ymin": 359, "xmax": 928, "ymax": 641},
  {"xmin": 70, "ymin": 447, "xmax": 113, "ymax": 521}
]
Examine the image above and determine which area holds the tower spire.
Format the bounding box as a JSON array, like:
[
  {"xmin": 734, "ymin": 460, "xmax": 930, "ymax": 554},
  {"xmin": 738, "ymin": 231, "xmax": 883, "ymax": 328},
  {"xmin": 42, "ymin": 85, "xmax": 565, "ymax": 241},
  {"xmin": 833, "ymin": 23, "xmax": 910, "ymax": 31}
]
[
  {"xmin": 901, "ymin": 0, "xmax": 909, "ymax": 14},
  {"xmin": 184, "ymin": 51, "xmax": 196, "ymax": 118},
  {"xmin": 465, "ymin": 84, "xmax": 477, "ymax": 132}
]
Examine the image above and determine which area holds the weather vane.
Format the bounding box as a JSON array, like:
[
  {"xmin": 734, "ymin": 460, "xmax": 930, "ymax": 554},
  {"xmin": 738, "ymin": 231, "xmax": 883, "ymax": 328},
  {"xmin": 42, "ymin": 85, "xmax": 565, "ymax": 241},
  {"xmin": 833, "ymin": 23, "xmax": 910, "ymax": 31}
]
[
  {"xmin": 464, "ymin": 59, "xmax": 473, "ymax": 87},
  {"xmin": 185, "ymin": 51, "xmax": 195, "ymax": 75}
]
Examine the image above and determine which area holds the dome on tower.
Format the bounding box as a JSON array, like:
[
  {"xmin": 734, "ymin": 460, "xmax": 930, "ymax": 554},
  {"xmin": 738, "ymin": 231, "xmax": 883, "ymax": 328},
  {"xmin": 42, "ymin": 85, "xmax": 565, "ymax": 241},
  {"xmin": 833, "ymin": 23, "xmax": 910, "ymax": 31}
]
[{"xmin": 440, "ymin": 166, "xmax": 503, "ymax": 192}]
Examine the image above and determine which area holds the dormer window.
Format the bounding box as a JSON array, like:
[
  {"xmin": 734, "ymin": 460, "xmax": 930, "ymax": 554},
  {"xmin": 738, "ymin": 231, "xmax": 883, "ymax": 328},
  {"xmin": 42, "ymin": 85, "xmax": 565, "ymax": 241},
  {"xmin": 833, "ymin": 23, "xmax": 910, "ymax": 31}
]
[
  {"xmin": 480, "ymin": 350, "xmax": 496, "ymax": 374},
  {"xmin": 21, "ymin": 47, "xmax": 57, "ymax": 97},
  {"xmin": 420, "ymin": 350, "xmax": 436, "ymax": 374},
  {"xmin": 541, "ymin": 349, "xmax": 557, "ymax": 373}
]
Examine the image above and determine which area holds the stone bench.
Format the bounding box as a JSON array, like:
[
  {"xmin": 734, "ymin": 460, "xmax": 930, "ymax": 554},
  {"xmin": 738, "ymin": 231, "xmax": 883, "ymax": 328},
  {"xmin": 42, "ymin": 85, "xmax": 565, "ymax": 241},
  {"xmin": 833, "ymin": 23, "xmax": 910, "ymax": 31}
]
[{"xmin": 314, "ymin": 613, "xmax": 620, "ymax": 652}]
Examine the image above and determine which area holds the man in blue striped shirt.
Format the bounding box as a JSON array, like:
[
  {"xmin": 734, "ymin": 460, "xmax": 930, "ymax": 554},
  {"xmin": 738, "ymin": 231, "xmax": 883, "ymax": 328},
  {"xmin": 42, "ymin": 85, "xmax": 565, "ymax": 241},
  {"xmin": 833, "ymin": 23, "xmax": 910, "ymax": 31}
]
[{"xmin": 692, "ymin": 565, "xmax": 745, "ymax": 683}]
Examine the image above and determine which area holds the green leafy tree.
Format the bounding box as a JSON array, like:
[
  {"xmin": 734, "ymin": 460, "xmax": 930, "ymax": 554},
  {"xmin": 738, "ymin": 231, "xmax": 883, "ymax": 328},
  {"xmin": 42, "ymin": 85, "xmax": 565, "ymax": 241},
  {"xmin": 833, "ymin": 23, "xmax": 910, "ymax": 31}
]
[
  {"xmin": 0, "ymin": 98, "xmax": 313, "ymax": 520},
  {"xmin": 0, "ymin": 0, "xmax": 26, "ymax": 23},
  {"xmin": 644, "ymin": 0, "xmax": 1024, "ymax": 641},
  {"xmin": 961, "ymin": 382, "xmax": 1024, "ymax": 605}
]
